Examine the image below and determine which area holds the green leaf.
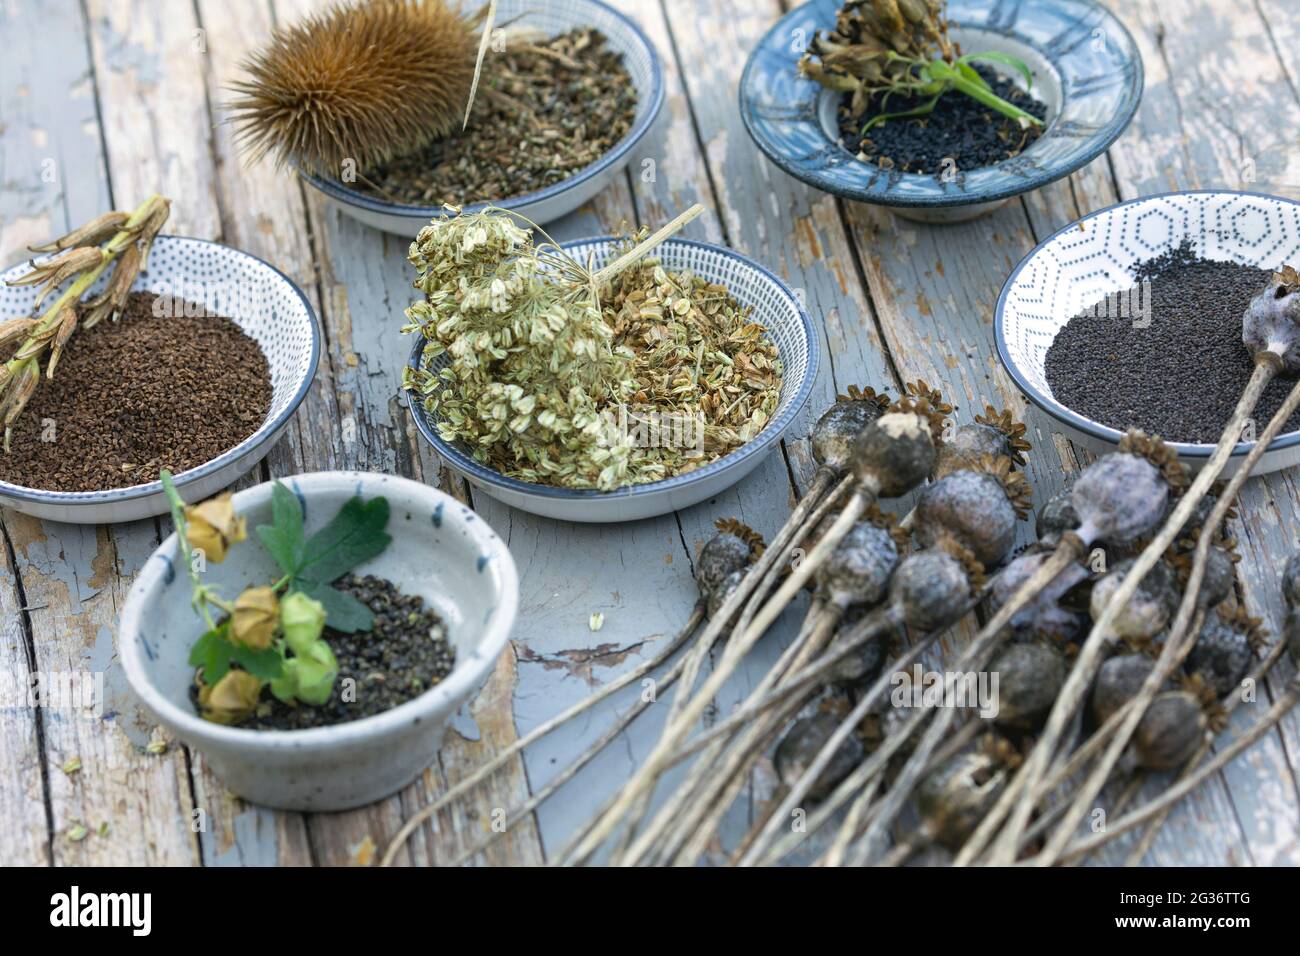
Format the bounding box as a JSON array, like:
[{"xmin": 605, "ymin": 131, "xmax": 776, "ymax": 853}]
[
  {"xmin": 954, "ymin": 60, "xmax": 991, "ymax": 92},
  {"xmin": 863, "ymin": 93, "xmax": 941, "ymax": 133},
  {"xmin": 300, "ymin": 581, "xmax": 375, "ymax": 633},
  {"xmin": 230, "ymin": 642, "xmax": 285, "ymax": 680},
  {"xmin": 958, "ymin": 51, "xmax": 1035, "ymax": 91},
  {"xmin": 188, "ymin": 621, "xmax": 283, "ymax": 682},
  {"xmin": 296, "ymin": 496, "xmax": 391, "ymax": 587},
  {"xmin": 256, "ymin": 481, "xmax": 306, "ymax": 576}
]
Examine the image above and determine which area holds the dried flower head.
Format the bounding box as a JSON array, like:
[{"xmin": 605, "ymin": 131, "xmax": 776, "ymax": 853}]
[
  {"xmin": 713, "ymin": 517, "xmax": 765, "ymax": 561},
  {"xmin": 229, "ymin": 0, "xmax": 479, "ymax": 173},
  {"xmin": 231, "ymin": 585, "xmax": 279, "ymax": 651},
  {"xmin": 904, "ymin": 379, "xmax": 954, "ymax": 418},
  {"xmin": 837, "ymin": 383, "xmax": 892, "ymax": 408},
  {"xmin": 1118, "ymin": 430, "xmax": 1189, "ymax": 494},
  {"xmin": 973, "ymin": 405, "xmax": 1032, "ymax": 466},
  {"xmin": 184, "ymin": 492, "xmax": 248, "ymax": 564}
]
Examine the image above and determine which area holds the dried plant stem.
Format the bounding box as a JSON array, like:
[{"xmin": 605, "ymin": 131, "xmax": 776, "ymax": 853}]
[
  {"xmin": 661, "ymin": 602, "xmax": 845, "ymax": 866},
  {"xmin": 565, "ymin": 485, "xmax": 878, "ymax": 864},
  {"xmin": 984, "ymin": 357, "xmax": 1281, "ymax": 865},
  {"xmin": 379, "ymin": 604, "xmax": 703, "ymax": 866},
  {"xmin": 850, "ymin": 541, "xmax": 1086, "ymax": 864},
  {"xmin": 1056, "ymin": 676, "xmax": 1300, "ymax": 864},
  {"xmin": 462, "ymin": 0, "xmax": 498, "ymax": 129},
  {"xmin": 590, "ymin": 204, "xmax": 706, "ymax": 290},
  {"xmin": 1124, "ymin": 635, "xmax": 1291, "ymax": 865},
  {"xmin": 1037, "ymin": 375, "xmax": 1300, "ymax": 864}
]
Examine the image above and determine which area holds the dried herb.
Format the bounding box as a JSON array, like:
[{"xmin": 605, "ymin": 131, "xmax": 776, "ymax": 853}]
[
  {"xmin": 403, "ymin": 205, "xmax": 779, "ymax": 490},
  {"xmin": 355, "ymin": 28, "xmax": 637, "ymax": 206}
]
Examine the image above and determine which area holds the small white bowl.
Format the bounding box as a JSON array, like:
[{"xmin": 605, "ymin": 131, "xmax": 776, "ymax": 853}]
[
  {"xmin": 406, "ymin": 236, "xmax": 819, "ymax": 522},
  {"xmin": 997, "ymin": 190, "xmax": 1300, "ymax": 476},
  {"xmin": 0, "ymin": 236, "xmax": 321, "ymax": 524},
  {"xmin": 298, "ymin": 0, "xmax": 665, "ymax": 235},
  {"xmin": 119, "ymin": 471, "xmax": 518, "ymax": 811}
]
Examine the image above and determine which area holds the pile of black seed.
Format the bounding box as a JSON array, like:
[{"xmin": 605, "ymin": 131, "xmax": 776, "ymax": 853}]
[
  {"xmin": 838, "ymin": 65, "xmax": 1048, "ymax": 175},
  {"xmin": 1044, "ymin": 241, "xmax": 1300, "ymax": 444},
  {"xmin": 239, "ymin": 574, "xmax": 456, "ymax": 731}
]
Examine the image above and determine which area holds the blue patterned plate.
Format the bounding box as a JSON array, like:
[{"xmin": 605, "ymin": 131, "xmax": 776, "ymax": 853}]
[
  {"xmin": 740, "ymin": 0, "xmax": 1143, "ymax": 222},
  {"xmin": 997, "ymin": 191, "xmax": 1300, "ymax": 476}
]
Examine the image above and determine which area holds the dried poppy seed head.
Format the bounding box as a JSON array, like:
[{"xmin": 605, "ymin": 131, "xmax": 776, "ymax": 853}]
[
  {"xmin": 1186, "ymin": 612, "xmax": 1254, "ymax": 698},
  {"xmin": 1036, "ymin": 486, "xmax": 1080, "ymax": 546},
  {"xmin": 992, "ymin": 551, "xmax": 1088, "ymax": 643},
  {"xmin": 889, "ymin": 548, "xmax": 972, "ymax": 632},
  {"xmin": 852, "ymin": 410, "xmax": 937, "ymax": 497},
  {"xmin": 817, "ymin": 520, "xmax": 900, "ymax": 607},
  {"xmin": 1070, "ymin": 452, "xmax": 1168, "ymax": 547},
  {"xmin": 1091, "ymin": 653, "xmax": 1169, "ymax": 726},
  {"xmin": 1134, "ymin": 691, "xmax": 1206, "ymax": 771},
  {"xmin": 696, "ymin": 519, "xmax": 759, "ymax": 595},
  {"xmin": 1242, "ymin": 267, "xmax": 1300, "ymax": 372},
  {"xmin": 827, "ymin": 614, "xmax": 888, "ymax": 687},
  {"xmin": 1090, "ymin": 557, "xmax": 1177, "ymax": 641},
  {"xmin": 774, "ymin": 711, "xmax": 865, "ymax": 801},
  {"xmin": 1195, "ymin": 546, "xmax": 1237, "ymax": 610},
  {"xmin": 914, "ymin": 469, "xmax": 1017, "ymax": 566},
  {"xmin": 1283, "ymin": 554, "xmax": 1300, "ymax": 665},
  {"xmin": 229, "ymin": 0, "xmax": 478, "ymax": 174},
  {"xmin": 705, "ymin": 568, "xmax": 746, "ymax": 622},
  {"xmin": 811, "ymin": 396, "xmax": 887, "ymax": 473},
  {"xmin": 990, "ymin": 642, "xmax": 1066, "ymax": 731},
  {"xmin": 916, "ymin": 752, "xmax": 1006, "ymax": 850}
]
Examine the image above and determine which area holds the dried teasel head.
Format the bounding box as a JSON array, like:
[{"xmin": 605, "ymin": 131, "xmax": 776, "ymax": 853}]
[
  {"xmin": 1118, "ymin": 430, "xmax": 1189, "ymax": 495},
  {"xmin": 228, "ymin": 0, "xmax": 480, "ymax": 174}
]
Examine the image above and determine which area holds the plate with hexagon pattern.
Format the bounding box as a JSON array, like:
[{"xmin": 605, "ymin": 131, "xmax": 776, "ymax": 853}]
[{"xmin": 997, "ymin": 191, "xmax": 1300, "ymax": 476}]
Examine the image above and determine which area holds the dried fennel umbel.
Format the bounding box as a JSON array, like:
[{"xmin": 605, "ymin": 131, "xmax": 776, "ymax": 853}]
[{"xmin": 402, "ymin": 208, "xmax": 781, "ymax": 491}]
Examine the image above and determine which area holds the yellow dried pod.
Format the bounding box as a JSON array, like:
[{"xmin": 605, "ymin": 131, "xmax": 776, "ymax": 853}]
[
  {"xmin": 200, "ymin": 670, "xmax": 264, "ymax": 725},
  {"xmin": 183, "ymin": 493, "xmax": 248, "ymax": 563},
  {"xmin": 231, "ymin": 586, "xmax": 280, "ymax": 651}
]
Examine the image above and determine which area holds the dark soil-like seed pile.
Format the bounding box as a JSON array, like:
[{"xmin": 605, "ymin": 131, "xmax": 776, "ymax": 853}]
[
  {"xmin": 238, "ymin": 575, "xmax": 456, "ymax": 731},
  {"xmin": 1044, "ymin": 241, "xmax": 1300, "ymax": 444},
  {"xmin": 0, "ymin": 292, "xmax": 270, "ymax": 492},
  {"xmin": 352, "ymin": 28, "xmax": 637, "ymax": 206},
  {"xmin": 838, "ymin": 65, "xmax": 1047, "ymax": 175}
]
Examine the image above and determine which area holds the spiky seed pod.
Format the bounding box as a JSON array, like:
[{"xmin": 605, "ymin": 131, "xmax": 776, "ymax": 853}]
[
  {"xmin": 816, "ymin": 518, "xmax": 900, "ymax": 607},
  {"xmin": 888, "ymin": 544, "xmax": 976, "ymax": 632},
  {"xmin": 229, "ymin": 0, "xmax": 479, "ymax": 174},
  {"xmin": 990, "ymin": 642, "xmax": 1066, "ymax": 731},
  {"xmin": 853, "ymin": 408, "xmax": 938, "ymax": 497},
  {"xmin": 1242, "ymin": 265, "xmax": 1300, "ymax": 371},
  {"xmin": 914, "ymin": 456, "xmax": 1028, "ymax": 566},
  {"xmin": 1090, "ymin": 557, "xmax": 1178, "ymax": 641},
  {"xmin": 1070, "ymin": 449, "xmax": 1170, "ymax": 547},
  {"xmin": 811, "ymin": 394, "xmax": 888, "ymax": 473},
  {"xmin": 916, "ymin": 752, "xmax": 1007, "ymax": 850},
  {"xmin": 1185, "ymin": 608, "xmax": 1257, "ymax": 698},
  {"xmin": 1036, "ymin": 486, "xmax": 1079, "ymax": 547},
  {"xmin": 44, "ymin": 307, "xmax": 77, "ymax": 379},
  {"xmin": 774, "ymin": 710, "xmax": 866, "ymax": 801},
  {"xmin": 1134, "ymin": 691, "xmax": 1206, "ymax": 771},
  {"xmin": 1091, "ymin": 652, "xmax": 1169, "ymax": 726}
]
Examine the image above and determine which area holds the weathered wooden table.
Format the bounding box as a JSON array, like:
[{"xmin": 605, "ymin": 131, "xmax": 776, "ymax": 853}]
[{"xmin": 2, "ymin": 0, "xmax": 1298, "ymax": 866}]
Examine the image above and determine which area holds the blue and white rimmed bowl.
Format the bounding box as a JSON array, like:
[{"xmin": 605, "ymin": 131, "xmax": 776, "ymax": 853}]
[
  {"xmin": 740, "ymin": 0, "xmax": 1143, "ymax": 224},
  {"xmin": 407, "ymin": 237, "xmax": 819, "ymax": 523},
  {"xmin": 997, "ymin": 191, "xmax": 1300, "ymax": 477},
  {"xmin": 119, "ymin": 472, "xmax": 519, "ymax": 810},
  {"xmin": 0, "ymin": 236, "xmax": 321, "ymax": 524},
  {"xmin": 299, "ymin": 0, "xmax": 664, "ymax": 236}
]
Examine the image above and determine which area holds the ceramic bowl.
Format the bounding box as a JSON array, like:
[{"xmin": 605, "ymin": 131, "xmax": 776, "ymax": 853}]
[
  {"xmin": 0, "ymin": 236, "xmax": 320, "ymax": 524},
  {"xmin": 297, "ymin": 0, "xmax": 664, "ymax": 236},
  {"xmin": 118, "ymin": 471, "xmax": 519, "ymax": 811},
  {"xmin": 740, "ymin": 0, "xmax": 1143, "ymax": 223},
  {"xmin": 997, "ymin": 190, "xmax": 1300, "ymax": 476},
  {"xmin": 406, "ymin": 236, "xmax": 819, "ymax": 523}
]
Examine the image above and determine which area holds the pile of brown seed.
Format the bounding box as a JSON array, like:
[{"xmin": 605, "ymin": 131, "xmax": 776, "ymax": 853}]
[{"xmin": 0, "ymin": 292, "xmax": 272, "ymax": 492}]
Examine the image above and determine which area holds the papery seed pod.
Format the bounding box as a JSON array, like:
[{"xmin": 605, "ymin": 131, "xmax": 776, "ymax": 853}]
[
  {"xmin": 916, "ymin": 752, "xmax": 1006, "ymax": 850},
  {"xmin": 183, "ymin": 492, "xmax": 248, "ymax": 564},
  {"xmin": 198, "ymin": 669, "xmax": 263, "ymax": 725},
  {"xmin": 45, "ymin": 307, "xmax": 77, "ymax": 379},
  {"xmin": 231, "ymin": 586, "xmax": 280, "ymax": 651},
  {"xmin": 24, "ymin": 247, "xmax": 103, "ymax": 307},
  {"xmin": 991, "ymin": 550, "xmax": 1089, "ymax": 643},
  {"xmin": 1090, "ymin": 557, "xmax": 1178, "ymax": 641},
  {"xmin": 28, "ymin": 210, "xmax": 130, "ymax": 253},
  {"xmin": 0, "ymin": 317, "xmax": 37, "ymax": 351},
  {"xmin": 827, "ymin": 613, "xmax": 888, "ymax": 687},
  {"xmin": 990, "ymin": 642, "xmax": 1066, "ymax": 731},
  {"xmin": 1, "ymin": 361, "xmax": 39, "ymax": 429},
  {"xmin": 774, "ymin": 710, "xmax": 865, "ymax": 801},
  {"xmin": 1134, "ymin": 691, "xmax": 1206, "ymax": 771}
]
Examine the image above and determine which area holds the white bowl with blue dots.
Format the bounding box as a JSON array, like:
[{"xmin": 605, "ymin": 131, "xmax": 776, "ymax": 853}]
[
  {"xmin": 997, "ymin": 191, "xmax": 1300, "ymax": 476},
  {"xmin": 0, "ymin": 236, "xmax": 321, "ymax": 523},
  {"xmin": 119, "ymin": 471, "xmax": 518, "ymax": 810}
]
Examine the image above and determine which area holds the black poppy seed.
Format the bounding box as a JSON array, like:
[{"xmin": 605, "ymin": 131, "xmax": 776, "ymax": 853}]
[
  {"xmin": 837, "ymin": 66, "xmax": 1048, "ymax": 176},
  {"xmin": 1044, "ymin": 242, "xmax": 1298, "ymax": 444}
]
